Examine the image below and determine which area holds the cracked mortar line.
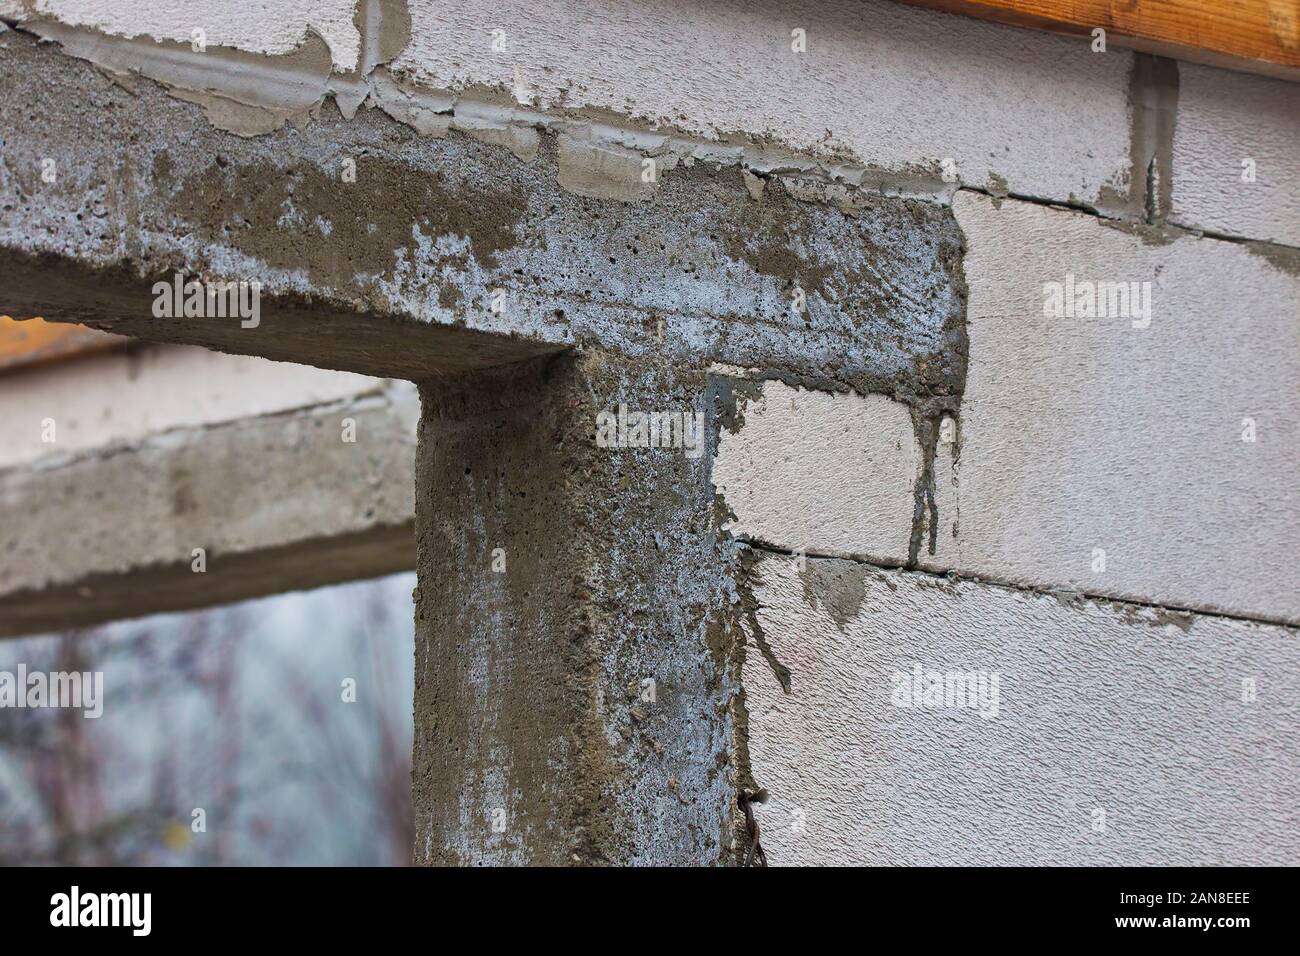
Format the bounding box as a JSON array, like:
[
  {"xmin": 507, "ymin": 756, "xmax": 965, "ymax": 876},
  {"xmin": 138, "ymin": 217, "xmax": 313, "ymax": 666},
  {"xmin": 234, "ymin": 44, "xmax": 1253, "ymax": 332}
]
[
  {"xmin": 957, "ymin": 179, "xmax": 1300, "ymax": 263},
  {"xmin": 737, "ymin": 540, "xmax": 1300, "ymax": 633},
  {"xmin": 5, "ymin": 13, "xmax": 956, "ymax": 207}
]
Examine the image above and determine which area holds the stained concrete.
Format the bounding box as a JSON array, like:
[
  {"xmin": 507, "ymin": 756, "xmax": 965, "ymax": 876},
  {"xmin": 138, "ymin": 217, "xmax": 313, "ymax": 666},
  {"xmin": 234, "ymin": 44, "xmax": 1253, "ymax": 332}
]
[
  {"xmin": 0, "ymin": 28, "xmax": 965, "ymax": 393},
  {"xmin": 415, "ymin": 353, "xmax": 741, "ymax": 865},
  {"xmin": 743, "ymin": 551, "xmax": 1300, "ymax": 865},
  {"xmin": 0, "ymin": 382, "xmax": 417, "ymax": 638}
]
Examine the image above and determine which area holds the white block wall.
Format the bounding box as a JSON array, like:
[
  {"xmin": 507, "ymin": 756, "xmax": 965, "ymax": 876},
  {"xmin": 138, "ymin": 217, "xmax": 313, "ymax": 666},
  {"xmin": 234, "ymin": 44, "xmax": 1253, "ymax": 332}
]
[
  {"xmin": 743, "ymin": 555, "xmax": 1299, "ymax": 865},
  {"xmin": 394, "ymin": 0, "xmax": 1134, "ymax": 206},
  {"xmin": 1172, "ymin": 63, "xmax": 1300, "ymax": 245},
  {"xmin": 714, "ymin": 381, "xmax": 918, "ymax": 565},
  {"xmin": 6, "ymin": 0, "xmax": 1137, "ymax": 207},
  {"xmin": 930, "ymin": 193, "xmax": 1300, "ymax": 625}
]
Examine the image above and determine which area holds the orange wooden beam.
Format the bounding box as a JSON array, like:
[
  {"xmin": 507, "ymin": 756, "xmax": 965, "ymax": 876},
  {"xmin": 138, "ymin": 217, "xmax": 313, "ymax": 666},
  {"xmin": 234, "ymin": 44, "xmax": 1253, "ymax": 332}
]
[
  {"xmin": 893, "ymin": 0, "xmax": 1300, "ymax": 79},
  {"xmin": 0, "ymin": 316, "xmax": 124, "ymax": 373}
]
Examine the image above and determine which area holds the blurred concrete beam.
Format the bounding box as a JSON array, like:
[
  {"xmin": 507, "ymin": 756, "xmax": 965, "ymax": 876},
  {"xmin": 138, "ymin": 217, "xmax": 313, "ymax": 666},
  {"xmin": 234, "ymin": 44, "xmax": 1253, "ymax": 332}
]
[{"xmin": 0, "ymin": 380, "xmax": 417, "ymax": 639}]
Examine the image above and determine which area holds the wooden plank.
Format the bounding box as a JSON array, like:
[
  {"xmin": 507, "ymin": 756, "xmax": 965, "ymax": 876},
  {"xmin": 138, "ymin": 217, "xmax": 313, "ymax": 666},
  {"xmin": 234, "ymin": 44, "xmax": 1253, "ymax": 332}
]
[
  {"xmin": 893, "ymin": 0, "xmax": 1300, "ymax": 79},
  {"xmin": 0, "ymin": 315, "xmax": 124, "ymax": 372}
]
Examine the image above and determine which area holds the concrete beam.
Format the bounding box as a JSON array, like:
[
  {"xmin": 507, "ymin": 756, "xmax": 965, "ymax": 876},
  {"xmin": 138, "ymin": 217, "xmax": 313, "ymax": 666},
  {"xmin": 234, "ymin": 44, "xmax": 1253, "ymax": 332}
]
[
  {"xmin": 0, "ymin": 343, "xmax": 382, "ymax": 470},
  {"xmin": 0, "ymin": 383, "xmax": 417, "ymax": 638},
  {"xmin": 0, "ymin": 29, "xmax": 965, "ymax": 397},
  {"xmin": 0, "ymin": 21, "xmax": 962, "ymax": 864}
]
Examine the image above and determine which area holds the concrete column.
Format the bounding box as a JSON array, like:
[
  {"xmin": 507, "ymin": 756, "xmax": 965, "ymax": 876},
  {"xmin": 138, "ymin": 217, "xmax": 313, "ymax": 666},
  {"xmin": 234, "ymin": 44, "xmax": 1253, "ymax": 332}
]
[{"xmin": 413, "ymin": 351, "xmax": 742, "ymax": 865}]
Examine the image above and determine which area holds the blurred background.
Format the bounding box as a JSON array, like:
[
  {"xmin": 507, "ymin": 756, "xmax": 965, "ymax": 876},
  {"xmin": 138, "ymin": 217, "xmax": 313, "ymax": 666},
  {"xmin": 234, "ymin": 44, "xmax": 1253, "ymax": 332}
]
[
  {"xmin": 0, "ymin": 572, "xmax": 415, "ymax": 866},
  {"xmin": 0, "ymin": 330, "xmax": 419, "ymax": 866}
]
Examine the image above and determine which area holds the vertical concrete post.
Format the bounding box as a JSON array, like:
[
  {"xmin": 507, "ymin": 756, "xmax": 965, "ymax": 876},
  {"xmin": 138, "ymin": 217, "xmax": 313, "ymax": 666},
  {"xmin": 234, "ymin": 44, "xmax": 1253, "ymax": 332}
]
[{"xmin": 413, "ymin": 351, "xmax": 741, "ymax": 865}]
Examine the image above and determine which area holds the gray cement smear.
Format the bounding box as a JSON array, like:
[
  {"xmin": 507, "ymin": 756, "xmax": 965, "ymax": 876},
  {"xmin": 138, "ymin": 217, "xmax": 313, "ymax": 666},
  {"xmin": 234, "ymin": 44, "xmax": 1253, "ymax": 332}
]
[
  {"xmin": 1098, "ymin": 54, "xmax": 1179, "ymax": 225},
  {"xmin": 0, "ymin": 0, "xmax": 1132, "ymax": 210}
]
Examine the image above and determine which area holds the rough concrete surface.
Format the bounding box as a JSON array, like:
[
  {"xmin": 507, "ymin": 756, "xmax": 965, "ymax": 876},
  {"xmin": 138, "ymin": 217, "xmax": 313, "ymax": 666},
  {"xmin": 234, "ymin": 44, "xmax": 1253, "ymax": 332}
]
[
  {"xmin": 0, "ymin": 382, "xmax": 417, "ymax": 637},
  {"xmin": 713, "ymin": 378, "xmax": 918, "ymax": 565},
  {"xmin": 0, "ymin": 343, "xmax": 382, "ymax": 469},
  {"xmin": 936, "ymin": 192, "xmax": 1300, "ymax": 625},
  {"xmin": 0, "ymin": 28, "xmax": 965, "ymax": 392},
  {"xmin": 415, "ymin": 353, "xmax": 741, "ymax": 865},
  {"xmin": 1171, "ymin": 62, "xmax": 1300, "ymax": 247},
  {"xmin": 742, "ymin": 552, "xmax": 1300, "ymax": 865}
]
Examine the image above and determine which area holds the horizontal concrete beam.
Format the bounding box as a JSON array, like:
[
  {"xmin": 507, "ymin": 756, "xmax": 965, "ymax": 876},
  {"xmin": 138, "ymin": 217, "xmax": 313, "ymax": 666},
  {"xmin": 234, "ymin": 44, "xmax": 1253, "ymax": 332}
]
[
  {"xmin": 0, "ymin": 524, "xmax": 415, "ymax": 641},
  {"xmin": 0, "ymin": 246, "xmax": 560, "ymax": 382},
  {"xmin": 0, "ymin": 343, "xmax": 384, "ymax": 470},
  {"xmin": 0, "ymin": 384, "xmax": 417, "ymax": 639},
  {"xmin": 0, "ymin": 28, "xmax": 965, "ymax": 397}
]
